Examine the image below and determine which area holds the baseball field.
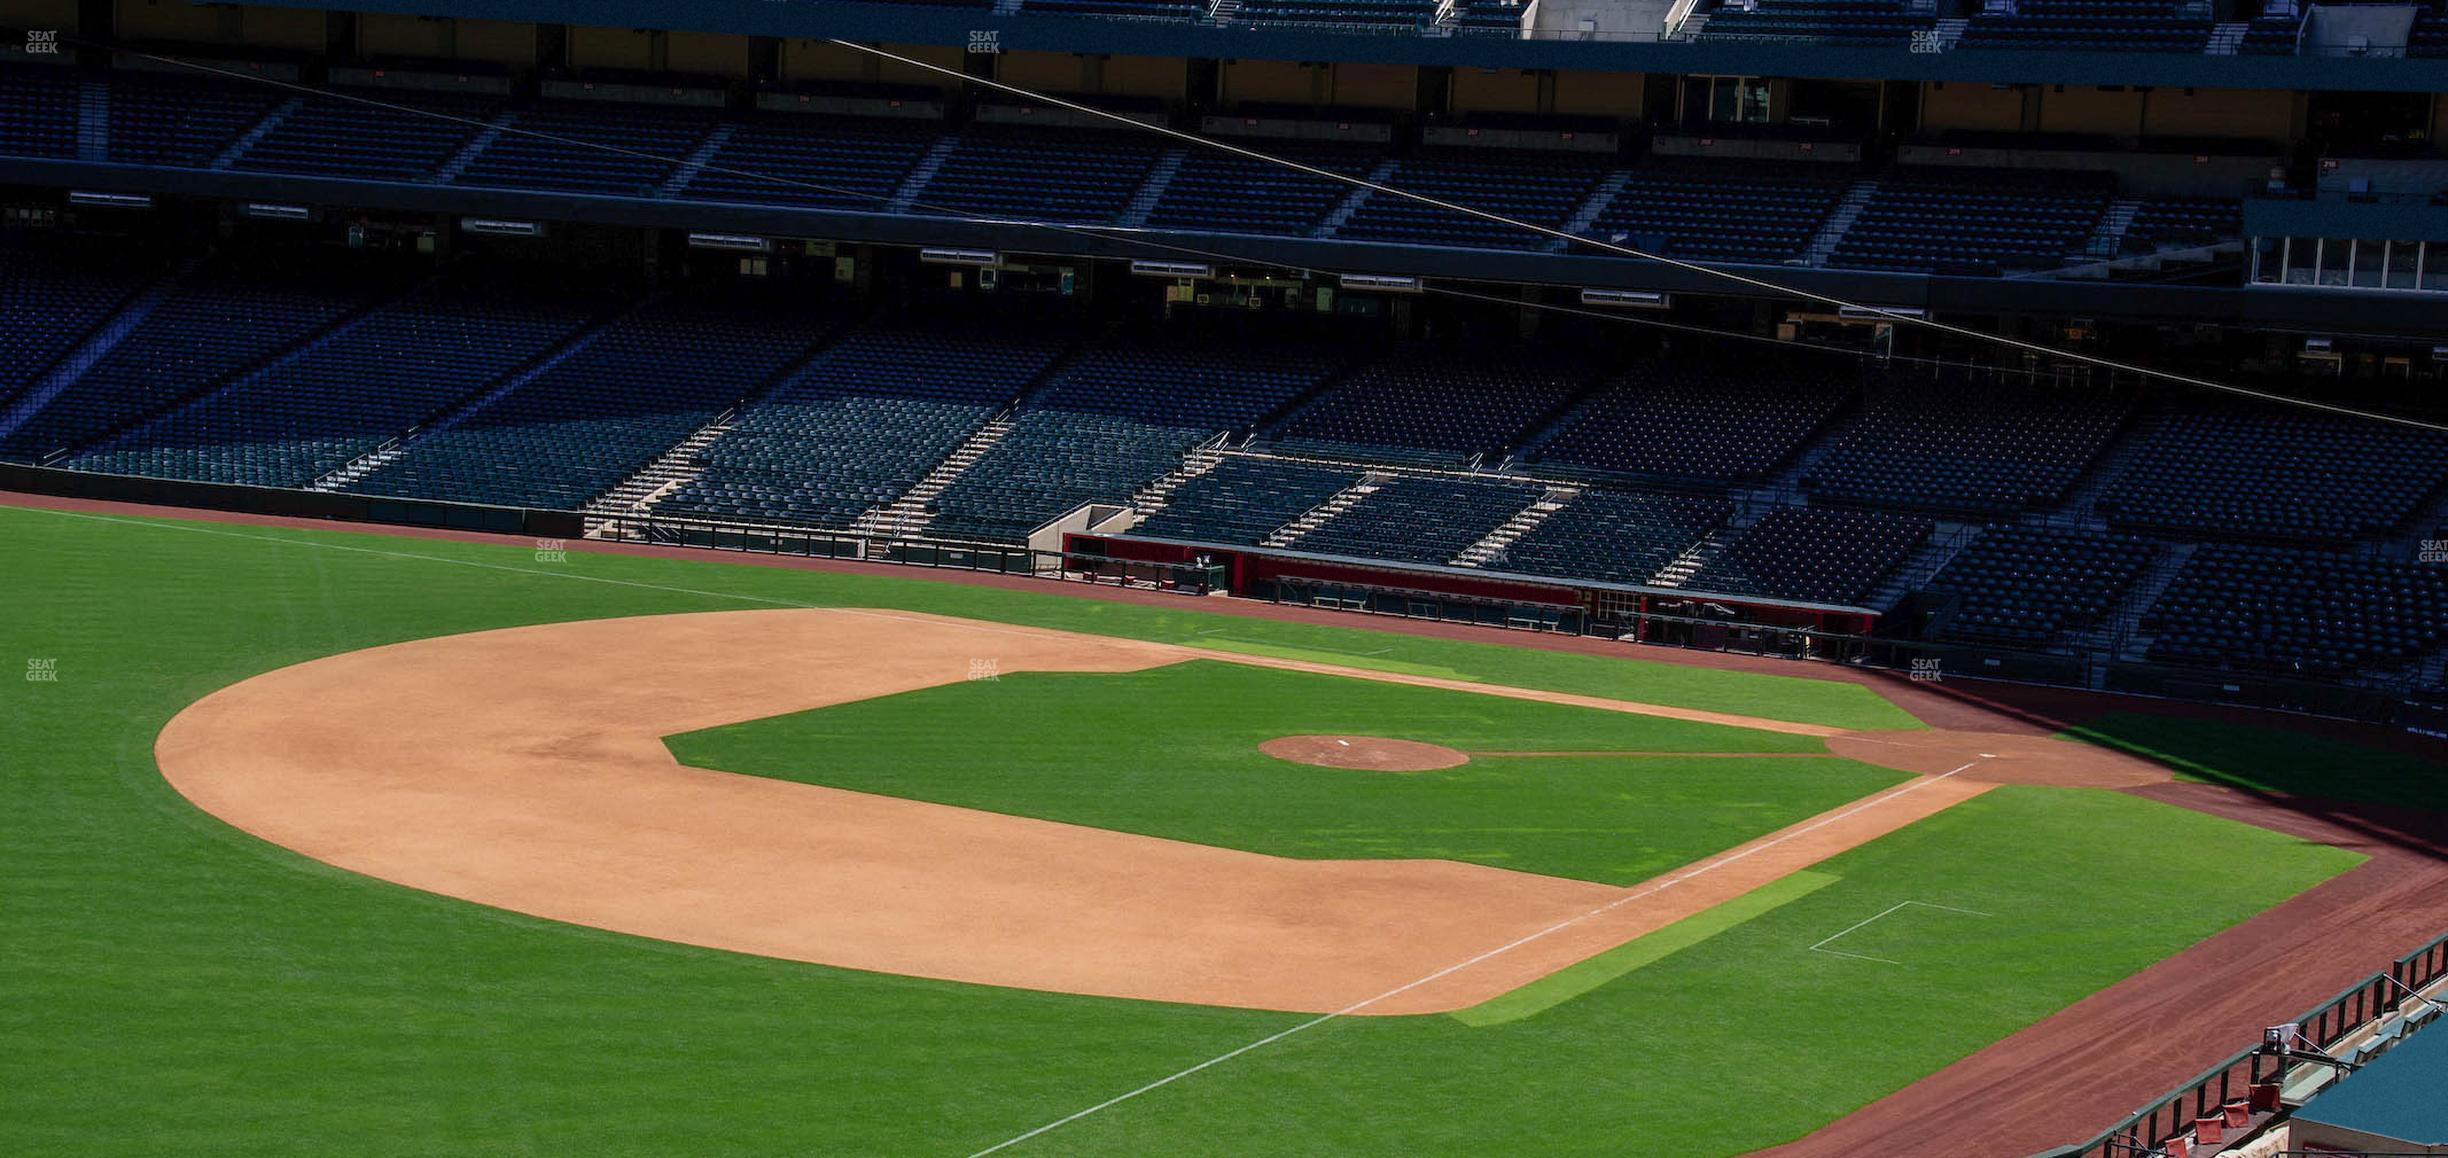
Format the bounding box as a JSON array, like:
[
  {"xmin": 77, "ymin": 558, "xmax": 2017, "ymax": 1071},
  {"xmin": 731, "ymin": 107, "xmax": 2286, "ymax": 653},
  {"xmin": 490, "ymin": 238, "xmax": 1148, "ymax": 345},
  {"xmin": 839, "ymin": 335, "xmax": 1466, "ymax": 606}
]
[{"xmin": 5, "ymin": 496, "xmax": 2435, "ymax": 1156}]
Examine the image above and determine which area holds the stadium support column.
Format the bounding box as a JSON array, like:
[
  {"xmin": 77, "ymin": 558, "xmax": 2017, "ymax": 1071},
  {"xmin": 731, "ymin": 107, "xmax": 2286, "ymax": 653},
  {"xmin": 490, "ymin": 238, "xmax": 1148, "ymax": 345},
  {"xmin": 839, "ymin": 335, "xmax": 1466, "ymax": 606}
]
[
  {"xmin": 324, "ymin": 10, "xmax": 355, "ymax": 64},
  {"xmin": 537, "ymin": 24, "xmax": 569, "ymax": 76},
  {"xmin": 76, "ymin": 0, "xmax": 110, "ymax": 45},
  {"xmin": 750, "ymin": 37, "xmax": 781, "ymax": 88},
  {"xmin": 1187, "ymin": 59, "xmax": 1219, "ymax": 119},
  {"xmin": 1418, "ymin": 66, "xmax": 1453, "ymax": 122}
]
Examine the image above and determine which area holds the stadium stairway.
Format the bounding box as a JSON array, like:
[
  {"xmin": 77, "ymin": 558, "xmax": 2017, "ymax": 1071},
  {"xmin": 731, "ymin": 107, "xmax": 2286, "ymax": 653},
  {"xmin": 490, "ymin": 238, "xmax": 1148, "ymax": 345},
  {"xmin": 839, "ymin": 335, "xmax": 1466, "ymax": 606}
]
[
  {"xmin": 2057, "ymin": 536, "xmax": 2175, "ymax": 681},
  {"xmin": 2055, "ymin": 404, "xmax": 2162, "ymax": 526},
  {"xmin": 2105, "ymin": 540, "xmax": 2200, "ymax": 665},
  {"xmin": 1862, "ymin": 521, "xmax": 1978, "ymax": 612},
  {"xmin": 1263, "ymin": 474, "xmax": 1382, "ymax": 547},
  {"xmin": 1126, "ymin": 436, "xmax": 1233, "ymax": 520},
  {"xmin": 582, "ymin": 321, "xmax": 853, "ymax": 532},
  {"xmin": 1119, "ymin": 147, "xmax": 1190, "ymax": 228},
  {"xmin": 1452, "ymin": 485, "xmax": 1579, "ymax": 567},
  {"xmin": 889, "ymin": 138, "xmax": 963, "ymax": 215},
  {"xmin": 1551, "ymin": 170, "xmax": 1631, "ymax": 253},
  {"xmin": 1752, "ymin": 404, "xmax": 1868, "ymax": 506},
  {"xmin": 1804, "ymin": 180, "xmax": 1881, "ymax": 267},
  {"xmin": 582, "ymin": 408, "xmax": 743, "ymax": 535},
  {"xmin": 1312, "ymin": 159, "xmax": 1399, "ymax": 239},
  {"xmin": 2083, "ymin": 199, "xmax": 2141, "ymax": 261},
  {"xmin": 76, "ymin": 79, "xmax": 107, "ymax": 162},
  {"xmin": 855, "ymin": 413, "xmax": 1021, "ymax": 539},
  {"xmin": 309, "ymin": 295, "xmax": 647, "ymax": 491},
  {"xmin": 659, "ymin": 124, "xmax": 739, "ymax": 197},
  {"xmin": 0, "ymin": 263, "xmax": 187, "ymax": 450},
  {"xmin": 210, "ymin": 95, "xmax": 303, "ymax": 170},
  {"xmin": 435, "ymin": 114, "xmax": 513, "ymax": 184},
  {"xmin": 1651, "ymin": 525, "xmax": 1739, "ymax": 588},
  {"xmin": 45, "ymin": 270, "xmax": 446, "ymax": 477}
]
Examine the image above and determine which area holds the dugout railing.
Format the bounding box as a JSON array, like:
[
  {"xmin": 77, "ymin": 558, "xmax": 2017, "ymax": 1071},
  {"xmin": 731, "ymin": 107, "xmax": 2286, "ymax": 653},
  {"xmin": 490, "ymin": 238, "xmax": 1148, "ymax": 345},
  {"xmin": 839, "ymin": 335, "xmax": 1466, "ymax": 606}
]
[
  {"xmin": 596, "ymin": 508, "xmax": 1230, "ymax": 593},
  {"xmin": 2055, "ymin": 929, "xmax": 2448, "ymax": 1158}
]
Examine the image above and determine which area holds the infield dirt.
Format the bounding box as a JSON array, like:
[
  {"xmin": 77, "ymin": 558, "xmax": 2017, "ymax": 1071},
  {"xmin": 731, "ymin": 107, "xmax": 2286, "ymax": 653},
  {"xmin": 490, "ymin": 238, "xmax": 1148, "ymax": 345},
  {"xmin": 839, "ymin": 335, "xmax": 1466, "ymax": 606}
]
[{"xmin": 152, "ymin": 607, "xmax": 2167, "ymax": 1014}]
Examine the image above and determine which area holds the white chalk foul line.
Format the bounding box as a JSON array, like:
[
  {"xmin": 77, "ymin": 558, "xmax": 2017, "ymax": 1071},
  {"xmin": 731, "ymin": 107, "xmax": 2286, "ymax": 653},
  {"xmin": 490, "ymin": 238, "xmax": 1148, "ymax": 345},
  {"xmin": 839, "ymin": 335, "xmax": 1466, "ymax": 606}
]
[
  {"xmin": 1807, "ymin": 900, "xmax": 1994, "ymax": 966},
  {"xmin": 966, "ymin": 759, "xmax": 1986, "ymax": 1156}
]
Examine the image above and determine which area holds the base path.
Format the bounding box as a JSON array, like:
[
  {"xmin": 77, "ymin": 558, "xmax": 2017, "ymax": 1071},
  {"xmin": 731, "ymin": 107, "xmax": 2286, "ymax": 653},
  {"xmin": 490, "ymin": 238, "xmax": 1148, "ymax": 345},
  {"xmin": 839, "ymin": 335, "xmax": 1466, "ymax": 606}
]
[{"xmin": 156, "ymin": 608, "xmax": 2128, "ymax": 1015}]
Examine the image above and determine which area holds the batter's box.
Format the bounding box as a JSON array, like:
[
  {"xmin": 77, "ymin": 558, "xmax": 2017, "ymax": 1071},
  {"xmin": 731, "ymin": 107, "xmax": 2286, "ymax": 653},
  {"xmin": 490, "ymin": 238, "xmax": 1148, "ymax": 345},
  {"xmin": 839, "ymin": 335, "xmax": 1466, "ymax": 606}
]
[{"xmin": 1808, "ymin": 900, "xmax": 1992, "ymax": 966}]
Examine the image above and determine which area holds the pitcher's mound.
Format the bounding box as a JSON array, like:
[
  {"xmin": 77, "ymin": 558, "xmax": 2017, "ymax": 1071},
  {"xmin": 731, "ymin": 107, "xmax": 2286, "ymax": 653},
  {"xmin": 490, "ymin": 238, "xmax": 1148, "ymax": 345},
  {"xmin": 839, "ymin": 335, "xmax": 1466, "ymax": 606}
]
[{"xmin": 1260, "ymin": 735, "xmax": 1469, "ymax": 772}]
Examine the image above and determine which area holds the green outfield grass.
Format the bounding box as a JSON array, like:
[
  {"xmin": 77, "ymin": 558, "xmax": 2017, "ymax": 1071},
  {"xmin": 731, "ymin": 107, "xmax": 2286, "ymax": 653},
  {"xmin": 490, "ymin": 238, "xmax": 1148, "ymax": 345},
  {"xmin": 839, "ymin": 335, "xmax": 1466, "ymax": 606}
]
[
  {"xmin": 668, "ymin": 661, "xmax": 1907, "ymax": 885},
  {"xmin": 0, "ymin": 502, "xmax": 2367, "ymax": 1156}
]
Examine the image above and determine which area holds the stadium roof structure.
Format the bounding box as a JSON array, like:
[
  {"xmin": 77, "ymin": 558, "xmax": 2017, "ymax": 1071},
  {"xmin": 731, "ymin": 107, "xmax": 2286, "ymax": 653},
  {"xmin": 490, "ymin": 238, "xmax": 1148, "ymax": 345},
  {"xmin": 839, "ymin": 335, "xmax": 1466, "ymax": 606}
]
[
  {"xmin": 2291, "ymin": 1019, "xmax": 2448, "ymax": 1147},
  {"xmin": 233, "ymin": 0, "xmax": 2448, "ymax": 92}
]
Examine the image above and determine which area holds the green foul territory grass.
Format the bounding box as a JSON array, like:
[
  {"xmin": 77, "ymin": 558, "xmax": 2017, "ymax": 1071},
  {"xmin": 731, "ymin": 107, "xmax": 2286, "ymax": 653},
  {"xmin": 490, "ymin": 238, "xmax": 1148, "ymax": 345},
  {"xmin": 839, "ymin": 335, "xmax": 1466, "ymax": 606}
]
[
  {"xmin": 2062, "ymin": 712, "xmax": 2448, "ymax": 811},
  {"xmin": 667, "ymin": 660, "xmax": 1907, "ymax": 886},
  {"xmin": 0, "ymin": 501, "xmax": 2364, "ymax": 1156}
]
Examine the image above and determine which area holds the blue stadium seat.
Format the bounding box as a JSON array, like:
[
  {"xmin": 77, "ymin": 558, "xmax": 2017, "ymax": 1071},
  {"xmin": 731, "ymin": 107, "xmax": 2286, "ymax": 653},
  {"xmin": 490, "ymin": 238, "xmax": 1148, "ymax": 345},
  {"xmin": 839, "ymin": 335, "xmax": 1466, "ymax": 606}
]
[
  {"xmin": 1494, "ymin": 488, "xmax": 1735, "ymax": 585},
  {"xmin": 74, "ymin": 277, "xmax": 599, "ymax": 488},
  {"xmin": 1804, "ymin": 378, "xmax": 2132, "ymax": 515},
  {"xmin": 678, "ymin": 114, "xmax": 943, "ymax": 212},
  {"xmin": 1268, "ymin": 351, "xmax": 1588, "ymax": 467},
  {"xmin": 926, "ymin": 336, "xmax": 1341, "ymax": 542},
  {"xmin": 2144, "ymin": 545, "xmax": 2448, "ymax": 678},
  {"xmin": 452, "ymin": 103, "xmax": 719, "ymax": 197},
  {"xmin": 228, "ymin": 87, "xmax": 501, "ymax": 182},
  {"xmin": 1288, "ymin": 475, "xmax": 1539, "ymax": 566},
  {"xmin": 1830, "ymin": 168, "xmax": 2114, "ymax": 275},
  {"xmin": 2097, "ymin": 406, "xmax": 2448, "ymax": 543},
  {"xmin": 1924, "ymin": 524, "xmax": 2158, "ymax": 646},
  {"xmin": 0, "ymin": 243, "xmax": 160, "ymax": 414},
  {"xmin": 1129, "ymin": 457, "xmax": 1366, "ymax": 545},
  {"xmin": 1336, "ymin": 149, "xmax": 1606, "ymax": 252},
  {"xmin": 342, "ymin": 291, "xmax": 831, "ymax": 508},
  {"xmin": 661, "ymin": 322, "xmax": 1065, "ymax": 528},
  {"xmin": 1526, "ymin": 357, "xmax": 1852, "ymax": 483},
  {"xmin": 9, "ymin": 262, "xmax": 396, "ymax": 463},
  {"xmin": 1689, "ymin": 505, "xmax": 1934, "ymax": 605}
]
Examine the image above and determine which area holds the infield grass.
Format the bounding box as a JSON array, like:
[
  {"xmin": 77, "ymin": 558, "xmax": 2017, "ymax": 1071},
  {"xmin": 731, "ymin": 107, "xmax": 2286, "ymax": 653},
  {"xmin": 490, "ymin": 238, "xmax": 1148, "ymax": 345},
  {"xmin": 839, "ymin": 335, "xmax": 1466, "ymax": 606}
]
[
  {"xmin": 668, "ymin": 661, "xmax": 1908, "ymax": 885},
  {"xmin": 0, "ymin": 501, "xmax": 2370, "ymax": 1156}
]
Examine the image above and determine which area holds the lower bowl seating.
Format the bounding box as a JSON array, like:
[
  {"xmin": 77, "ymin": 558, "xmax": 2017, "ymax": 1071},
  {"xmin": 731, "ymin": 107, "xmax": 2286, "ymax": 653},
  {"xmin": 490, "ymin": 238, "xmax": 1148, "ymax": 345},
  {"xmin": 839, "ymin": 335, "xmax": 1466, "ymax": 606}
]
[
  {"xmin": 1495, "ymin": 489, "xmax": 1736, "ymax": 585},
  {"xmin": 2144, "ymin": 545, "xmax": 2448, "ymax": 678},
  {"xmin": 1689, "ymin": 505, "xmax": 1934, "ymax": 606},
  {"xmin": 1130, "ymin": 458, "xmax": 1365, "ymax": 545},
  {"xmin": 660, "ymin": 324, "xmax": 1064, "ymax": 528},
  {"xmin": 1287, "ymin": 476, "xmax": 1542, "ymax": 566},
  {"xmin": 1924, "ymin": 525, "xmax": 2158, "ymax": 647}
]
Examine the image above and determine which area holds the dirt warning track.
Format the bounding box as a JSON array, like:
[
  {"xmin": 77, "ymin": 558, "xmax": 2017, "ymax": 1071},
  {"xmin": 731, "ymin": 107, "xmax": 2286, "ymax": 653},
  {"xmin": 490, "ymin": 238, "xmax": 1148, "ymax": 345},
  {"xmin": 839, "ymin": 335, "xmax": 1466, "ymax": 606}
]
[{"xmin": 154, "ymin": 608, "xmax": 2159, "ymax": 1014}]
